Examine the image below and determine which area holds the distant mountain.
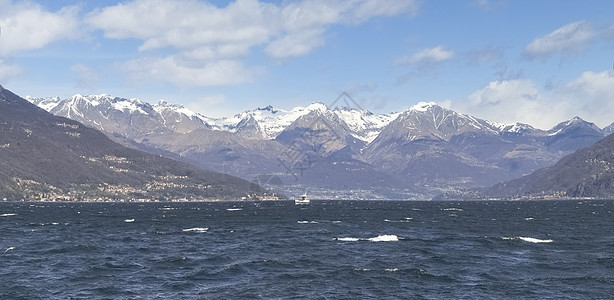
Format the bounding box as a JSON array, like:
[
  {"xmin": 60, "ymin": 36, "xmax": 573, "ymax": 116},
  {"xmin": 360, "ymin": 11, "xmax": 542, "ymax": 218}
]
[
  {"xmin": 545, "ymin": 117, "xmax": 605, "ymax": 152},
  {"xmin": 1, "ymin": 85, "xmax": 261, "ymax": 201},
  {"xmin": 28, "ymin": 95, "xmax": 406, "ymax": 198},
  {"xmin": 363, "ymin": 102, "xmax": 606, "ymax": 193},
  {"xmin": 28, "ymin": 94, "xmax": 612, "ymax": 199},
  {"xmin": 476, "ymin": 133, "xmax": 614, "ymax": 199},
  {"xmin": 602, "ymin": 122, "xmax": 614, "ymax": 135}
]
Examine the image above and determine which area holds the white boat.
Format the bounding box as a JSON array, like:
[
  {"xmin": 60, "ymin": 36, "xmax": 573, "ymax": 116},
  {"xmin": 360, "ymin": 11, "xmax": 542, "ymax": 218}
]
[{"xmin": 295, "ymin": 194, "xmax": 310, "ymax": 205}]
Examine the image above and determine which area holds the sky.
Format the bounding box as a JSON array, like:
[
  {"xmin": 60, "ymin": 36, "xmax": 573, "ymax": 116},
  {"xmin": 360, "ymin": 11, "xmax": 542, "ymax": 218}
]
[{"xmin": 1, "ymin": 0, "xmax": 614, "ymax": 129}]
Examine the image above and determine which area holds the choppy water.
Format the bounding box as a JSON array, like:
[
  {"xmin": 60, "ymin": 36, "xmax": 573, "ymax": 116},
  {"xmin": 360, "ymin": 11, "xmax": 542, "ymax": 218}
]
[{"xmin": 1, "ymin": 200, "xmax": 613, "ymax": 299}]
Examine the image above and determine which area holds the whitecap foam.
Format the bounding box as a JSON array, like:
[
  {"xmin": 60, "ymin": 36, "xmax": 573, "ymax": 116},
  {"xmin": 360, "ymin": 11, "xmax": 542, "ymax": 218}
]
[
  {"xmin": 336, "ymin": 237, "xmax": 360, "ymax": 242},
  {"xmin": 336, "ymin": 235, "xmax": 400, "ymax": 242},
  {"xmin": 384, "ymin": 218, "xmax": 412, "ymax": 223},
  {"xmin": 502, "ymin": 236, "xmax": 553, "ymax": 243},
  {"xmin": 385, "ymin": 268, "xmax": 399, "ymax": 272},
  {"xmin": 226, "ymin": 208, "xmax": 242, "ymax": 211},
  {"xmin": 369, "ymin": 235, "xmax": 399, "ymax": 242},
  {"xmin": 443, "ymin": 208, "xmax": 463, "ymax": 211},
  {"xmin": 124, "ymin": 219, "xmax": 135, "ymax": 223},
  {"xmin": 518, "ymin": 237, "xmax": 553, "ymax": 243},
  {"xmin": 297, "ymin": 221, "xmax": 318, "ymax": 224},
  {"xmin": 183, "ymin": 227, "xmax": 208, "ymax": 233},
  {"xmin": 525, "ymin": 217, "xmax": 535, "ymax": 221},
  {"xmin": 0, "ymin": 213, "xmax": 17, "ymax": 217}
]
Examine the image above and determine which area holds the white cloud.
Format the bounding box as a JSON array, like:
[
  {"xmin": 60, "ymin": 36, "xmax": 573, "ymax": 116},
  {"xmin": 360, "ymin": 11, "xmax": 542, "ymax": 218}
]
[
  {"xmin": 87, "ymin": 0, "xmax": 419, "ymax": 85},
  {"xmin": 264, "ymin": 28, "xmax": 325, "ymax": 59},
  {"xmin": 557, "ymin": 71, "xmax": 614, "ymax": 124},
  {"xmin": 523, "ymin": 21, "xmax": 596, "ymax": 59},
  {"xmin": 0, "ymin": 59, "xmax": 22, "ymax": 81},
  {"xmin": 0, "ymin": 1, "xmax": 82, "ymax": 56},
  {"xmin": 344, "ymin": 0, "xmax": 419, "ymax": 23},
  {"xmin": 123, "ymin": 56, "xmax": 252, "ymax": 87},
  {"xmin": 454, "ymin": 71, "xmax": 614, "ymax": 129},
  {"xmin": 71, "ymin": 64, "xmax": 100, "ymax": 90},
  {"xmin": 186, "ymin": 94, "xmax": 229, "ymax": 117},
  {"xmin": 396, "ymin": 46, "xmax": 455, "ymax": 65},
  {"xmin": 455, "ymin": 79, "xmax": 549, "ymax": 127}
]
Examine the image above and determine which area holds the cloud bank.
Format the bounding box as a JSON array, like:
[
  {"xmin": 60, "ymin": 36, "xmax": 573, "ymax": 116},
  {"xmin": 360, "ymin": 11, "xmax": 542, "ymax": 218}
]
[
  {"xmin": 523, "ymin": 21, "xmax": 596, "ymax": 59},
  {"xmin": 453, "ymin": 71, "xmax": 614, "ymax": 129},
  {"xmin": 86, "ymin": 0, "xmax": 419, "ymax": 87}
]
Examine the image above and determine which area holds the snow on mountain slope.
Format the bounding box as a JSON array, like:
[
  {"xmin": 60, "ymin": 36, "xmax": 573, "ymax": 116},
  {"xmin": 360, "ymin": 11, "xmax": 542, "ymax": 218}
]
[
  {"xmin": 547, "ymin": 116, "xmax": 602, "ymax": 136},
  {"xmin": 333, "ymin": 107, "xmax": 400, "ymax": 143},
  {"xmin": 31, "ymin": 93, "xmax": 607, "ymax": 148},
  {"xmin": 374, "ymin": 101, "xmax": 500, "ymax": 143},
  {"xmin": 204, "ymin": 103, "xmax": 328, "ymax": 139},
  {"xmin": 25, "ymin": 96, "xmax": 62, "ymax": 111}
]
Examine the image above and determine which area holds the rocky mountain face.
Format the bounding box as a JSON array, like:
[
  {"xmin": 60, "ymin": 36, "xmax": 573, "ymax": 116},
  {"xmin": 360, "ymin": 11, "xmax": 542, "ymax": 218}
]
[
  {"xmin": 473, "ymin": 132, "xmax": 614, "ymax": 199},
  {"xmin": 601, "ymin": 122, "xmax": 614, "ymax": 135},
  {"xmin": 364, "ymin": 103, "xmax": 606, "ymax": 194},
  {"xmin": 2, "ymin": 85, "xmax": 261, "ymax": 201},
  {"xmin": 28, "ymin": 94, "xmax": 610, "ymax": 199}
]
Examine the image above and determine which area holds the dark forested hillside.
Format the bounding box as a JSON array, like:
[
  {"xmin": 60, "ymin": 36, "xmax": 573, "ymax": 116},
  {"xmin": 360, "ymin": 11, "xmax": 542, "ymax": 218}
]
[{"xmin": 0, "ymin": 84, "xmax": 260, "ymax": 201}]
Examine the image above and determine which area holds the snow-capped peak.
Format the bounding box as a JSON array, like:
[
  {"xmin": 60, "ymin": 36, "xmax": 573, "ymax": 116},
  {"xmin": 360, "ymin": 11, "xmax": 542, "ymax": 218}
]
[
  {"xmin": 410, "ymin": 101, "xmax": 438, "ymax": 112},
  {"xmin": 547, "ymin": 116, "xmax": 601, "ymax": 136},
  {"xmin": 153, "ymin": 100, "xmax": 200, "ymax": 119},
  {"xmin": 25, "ymin": 96, "xmax": 62, "ymax": 111},
  {"xmin": 333, "ymin": 107, "xmax": 399, "ymax": 143},
  {"xmin": 306, "ymin": 102, "xmax": 328, "ymax": 112}
]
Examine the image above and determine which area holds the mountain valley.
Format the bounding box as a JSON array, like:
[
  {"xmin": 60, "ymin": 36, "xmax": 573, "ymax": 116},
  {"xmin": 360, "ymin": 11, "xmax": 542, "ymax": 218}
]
[{"xmin": 27, "ymin": 92, "xmax": 614, "ymax": 199}]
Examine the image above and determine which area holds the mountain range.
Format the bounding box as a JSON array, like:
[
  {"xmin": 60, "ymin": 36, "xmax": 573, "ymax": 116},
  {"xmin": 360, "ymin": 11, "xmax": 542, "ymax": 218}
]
[
  {"xmin": 27, "ymin": 93, "xmax": 614, "ymax": 199},
  {"xmin": 435, "ymin": 132, "xmax": 614, "ymax": 200},
  {"xmin": 1, "ymin": 85, "xmax": 263, "ymax": 201}
]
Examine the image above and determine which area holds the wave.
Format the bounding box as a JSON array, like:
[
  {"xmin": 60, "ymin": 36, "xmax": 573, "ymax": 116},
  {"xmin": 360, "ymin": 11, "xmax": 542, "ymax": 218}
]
[
  {"xmin": 443, "ymin": 208, "xmax": 463, "ymax": 211},
  {"xmin": 0, "ymin": 213, "xmax": 17, "ymax": 217},
  {"xmin": 369, "ymin": 235, "xmax": 399, "ymax": 242},
  {"xmin": 354, "ymin": 268, "xmax": 399, "ymax": 272},
  {"xmin": 336, "ymin": 235, "xmax": 399, "ymax": 242},
  {"xmin": 502, "ymin": 236, "xmax": 553, "ymax": 243},
  {"xmin": 226, "ymin": 208, "xmax": 243, "ymax": 211},
  {"xmin": 124, "ymin": 219, "xmax": 135, "ymax": 223},
  {"xmin": 337, "ymin": 237, "xmax": 360, "ymax": 242},
  {"xmin": 297, "ymin": 221, "xmax": 318, "ymax": 224},
  {"xmin": 384, "ymin": 218, "xmax": 412, "ymax": 223},
  {"xmin": 183, "ymin": 227, "xmax": 208, "ymax": 233}
]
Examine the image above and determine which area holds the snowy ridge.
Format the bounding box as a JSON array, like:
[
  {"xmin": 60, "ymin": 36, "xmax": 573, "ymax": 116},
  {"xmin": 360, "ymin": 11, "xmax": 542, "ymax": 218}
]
[
  {"xmin": 26, "ymin": 96, "xmax": 62, "ymax": 111},
  {"xmin": 409, "ymin": 101, "xmax": 438, "ymax": 112},
  {"xmin": 547, "ymin": 116, "xmax": 601, "ymax": 136},
  {"xmin": 333, "ymin": 107, "xmax": 400, "ymax": 143},
  {"xmin": 203, "ymin": 104, "xmax": 320, "ymax": 138},
  {"xmin": 28, "ymin": 94, "xmax": 610, "ymax": 143}
]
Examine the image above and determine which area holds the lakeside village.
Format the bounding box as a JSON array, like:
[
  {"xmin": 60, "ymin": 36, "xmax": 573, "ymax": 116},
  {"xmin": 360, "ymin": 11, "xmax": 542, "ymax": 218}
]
[
  {"xmin": 2, "ymin": 177, "xmax": 282, "ymax": 203},
  {"xmin": 2, "ymin": 176, "xmax": 600, "ymax": 202}
]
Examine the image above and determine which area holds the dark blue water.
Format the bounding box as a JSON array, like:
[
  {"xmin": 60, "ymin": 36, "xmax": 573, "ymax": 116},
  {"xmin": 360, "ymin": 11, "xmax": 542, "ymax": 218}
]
[{"xmin": 1, "ymin": 200, "xmax": 613, "ymax": 299}]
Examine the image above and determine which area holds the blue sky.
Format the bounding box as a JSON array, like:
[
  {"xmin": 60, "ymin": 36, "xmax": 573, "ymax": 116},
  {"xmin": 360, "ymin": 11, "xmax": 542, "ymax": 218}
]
[{"xmin": 1, "ymin": 0, "xmax": 614, "ymax": 129}]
